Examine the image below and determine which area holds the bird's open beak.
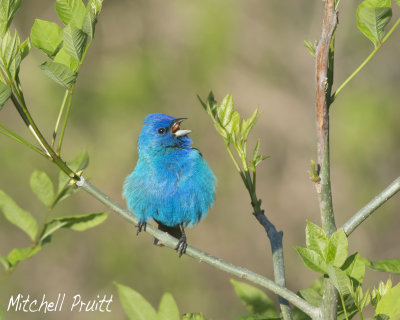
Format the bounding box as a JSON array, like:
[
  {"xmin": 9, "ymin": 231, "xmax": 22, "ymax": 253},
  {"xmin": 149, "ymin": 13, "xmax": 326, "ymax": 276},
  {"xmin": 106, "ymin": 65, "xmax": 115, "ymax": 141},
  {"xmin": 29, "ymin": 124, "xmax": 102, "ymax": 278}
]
[{"xmin": 171, "ymin": 118, "xmax": 191, "ymax": 137}]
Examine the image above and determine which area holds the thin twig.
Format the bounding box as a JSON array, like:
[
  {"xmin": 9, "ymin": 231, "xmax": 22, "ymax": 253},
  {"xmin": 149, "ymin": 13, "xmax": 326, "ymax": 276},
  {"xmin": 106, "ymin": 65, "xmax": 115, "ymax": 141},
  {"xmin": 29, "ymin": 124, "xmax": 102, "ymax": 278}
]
[
  {"xmin": 342, "ymin": 176, "xmax": 400, "ymax": 236},
  {"xmin": 332, "ymin": 18, "xmax": 400, "ymax": 101},
  {"xmin": 77, "ymin": 176, "xmax": 320, "ymax": 319},
  {"xmin": 0, "ymin": 122, "xmax": 46, "ymax": 157},
  {"xmin": 57, "ymin": 90, "xmax": 73, "ymax": 155},
  {"xmin": 52, "ymin": 90, "xmax": 69, "ymax": 148}
]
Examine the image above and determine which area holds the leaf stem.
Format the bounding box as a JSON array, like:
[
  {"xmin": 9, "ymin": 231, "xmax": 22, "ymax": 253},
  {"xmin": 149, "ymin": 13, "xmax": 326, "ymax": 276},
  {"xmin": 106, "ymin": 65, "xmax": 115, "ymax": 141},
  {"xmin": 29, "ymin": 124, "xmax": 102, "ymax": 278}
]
[
  {"xmin": 57, "ymin": 88, "xmax": 74, "ymax": 155},
  {"xmin": 10, "ymin": 92, "xmax": 79, "ymax": 179},
  {"xmin": 0, "ymin": 122, "xmax": 46, "ymax": 157},
  {"xmin": 332, "ymin": 17, "xmax": 400, "ymax": 101},
  {"xmin": 339, "ymin": 292, "xmax": 349, "ymax": 320},
  {"xmin": 52, "ymin": 90, "xmax": 69, "ymax": 149},
  {"xmin": 226, "ymin": 144, "xmax": 242, "ymax": 173}
]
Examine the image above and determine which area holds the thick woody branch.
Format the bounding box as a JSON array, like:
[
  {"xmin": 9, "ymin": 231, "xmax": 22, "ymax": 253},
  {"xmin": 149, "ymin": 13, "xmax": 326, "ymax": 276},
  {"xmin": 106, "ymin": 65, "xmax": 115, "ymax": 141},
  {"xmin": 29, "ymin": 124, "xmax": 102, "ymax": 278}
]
[
  {"xmin": 314, "ymin": 0, "xmax": 338, "ymax": 237},
  {"xmin": 314, "ymin": 1, "xmax": 338, "ymax": 319}
]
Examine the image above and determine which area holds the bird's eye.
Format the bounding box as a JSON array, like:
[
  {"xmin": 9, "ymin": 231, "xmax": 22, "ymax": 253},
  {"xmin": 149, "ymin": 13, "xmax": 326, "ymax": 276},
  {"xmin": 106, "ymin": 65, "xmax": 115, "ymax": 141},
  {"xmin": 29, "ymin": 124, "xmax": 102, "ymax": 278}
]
[{"xmin": 157, "ymin": 128, "xmax": 166, "ymax": 134}]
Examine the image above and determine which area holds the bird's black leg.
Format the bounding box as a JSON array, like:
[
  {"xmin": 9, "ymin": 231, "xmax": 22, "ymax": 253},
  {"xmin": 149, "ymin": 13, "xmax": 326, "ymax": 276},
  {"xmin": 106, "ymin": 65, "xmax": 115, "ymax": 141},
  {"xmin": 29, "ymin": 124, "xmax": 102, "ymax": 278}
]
[
  {"xmin": 174, "ymin": 223, "xmax": 187, "ymax": 257},
  {"xmin": 137, "ymin": 221, "xmax": 146, "ymax": 235}
]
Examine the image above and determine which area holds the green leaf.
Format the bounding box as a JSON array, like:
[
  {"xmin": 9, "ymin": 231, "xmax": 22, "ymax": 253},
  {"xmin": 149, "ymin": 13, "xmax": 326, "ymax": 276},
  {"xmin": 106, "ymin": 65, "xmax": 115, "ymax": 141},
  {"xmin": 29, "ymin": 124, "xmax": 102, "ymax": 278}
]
[
  {"xmin": 308, "ymin": 160, "xmax": 319, "ymax": 182},
  {"xmin": 252, "ymin": 139, "xmax": 261, "ymax": 161},
  {"xmin": 82, "ymin": 0, "xmax": 103, "ymax": 38},
  {"xmin": 350, "ymin": 285, "xmax": 371, "ymax": 312},
  {"xmin": 30, "ymin": 19, "xmax": 63, "ymax": 58},
  {"xmin": 217, "ymin": 94, "xmax": 234, "ymax": 127},
  {"xmin": 157, "ymin": 292, "xmax": 180, "ymax": 320},
  {"xmin": 375, "ymin": 283, "xmax": 400, "ymax": 319},
  {"xmin": 0, "ymin": 253, "xmax": 9, "ymax": 271},
  {"xmin": 303, "ymin": 40, "xmax": 316, "ymax": 58},
  {"xmin": 0, "ymin": 190, "xmax": 38, "ymax": 241},
  {"xmin": 225, "ymin": 110, "xmax": 240, "ymax": 135},
  {"xmin": 241, "ymin": 108, "xmax": 259, "ymax": 140},
  {"xmin": 294, "ymin": 246, "xmax": 328, "ymax": 274},
  {"xmin": 58, "ymin": 212, "xmax": 109, "ymax": 231},
  {"xmin": 63, "ymin": 24, "xmax": 87, "ymax": 61},
  {"xmin": 40, "ymin": 61, "xmax": 77, "ymax": 89},
  {"xmin": 55, "ymin": 0, "xmax": 86, "ymax": 27},
  {"xmin": 0, "ymin": 30, "xmax": 21, "ymax": 80},
  {"xmin": 337, "ymin": 294, "xmax": 358, "ymax": 320},
  {"xmin": 371, "ymin": 278, "xmax": 392, "ymax": 308},
  {"xmin": 30, "ymin": 171, "xmax": 55, "ymax": 207},
  {"xmin": 298, "ymin": 277, "xmax": 323, "ymax": 307},
  {"xmin": 114, "ymin": 282, "xmax": 157, "ymax": 320},
  {"xmin": 0, "ymin": 304, "xmax": 4, "ymax": 320},
  {"xmin": 0, "ymin": 81, "xmax": 11, "ymax": 110},
  {"xmin": 53, "ymin": 47, "xmax": 79, "ymax": 70},
  {"xmin": 394, "ymin": 0, "xmax": 400, "ymax": 5},
  {"xmin": 327, "ymin": 265, "xmax": 351, "ymax": 295},
  {"xmin": 212, "ymin": 120, "xmax": 229, "ymax": 143},
  {"xmin": 39, "ymin": 212, "xmax": 109, "ymax": 243},
  {"xmin": 0, "ymin": 0, "xmax": 21, "ymax": 35},
  {"xmin": 368, "ymin": 259, "xmax": 400, "ymax": 274},
  {"xmin": 253, "ymin": 155, "xmax": 268, "ymax": 168},
  {"xmin": 326, "ymin": 228, "xmax": 348, "ymax": 267},
  {"xmin": 305, "ymin": 220, "xmax": 328, "ymax": 258},
  {"xmin": 341, "ymin": 253, "xmax": 366, "ymax": 284},
  {"xmin": 7, "ymin": 245, "xmax": 41, "ymax": 267},
  {"xmin": 19, "ymin": 37, "xmax": 30, "ymax": 60},
  {"xmin": 182, "ymin": 313, "xmax": 207, "ymax": 320},
  {"xmin": 357, "ymin": 0, "xmax": 392, "ymax": 47},
  {"xmin": 230, "ymin": 279, "xmax": 277, "ymax": 317}
]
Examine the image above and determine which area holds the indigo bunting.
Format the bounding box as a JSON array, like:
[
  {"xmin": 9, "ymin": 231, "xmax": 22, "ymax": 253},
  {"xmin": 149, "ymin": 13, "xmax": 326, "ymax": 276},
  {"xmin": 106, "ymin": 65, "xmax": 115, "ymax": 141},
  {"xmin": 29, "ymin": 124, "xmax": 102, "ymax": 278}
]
[{"xmin": 123, "ymin": 113, "xmax": 216, "ymax": 256}]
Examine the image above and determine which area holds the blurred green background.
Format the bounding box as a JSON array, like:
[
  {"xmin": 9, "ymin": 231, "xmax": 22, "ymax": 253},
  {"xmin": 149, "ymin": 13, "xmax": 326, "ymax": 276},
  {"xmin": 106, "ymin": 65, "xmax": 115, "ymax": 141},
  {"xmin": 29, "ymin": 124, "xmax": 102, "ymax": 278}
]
[{"xmin": 1, "ymin": 0, "xmax": 400, "ymax": 319}]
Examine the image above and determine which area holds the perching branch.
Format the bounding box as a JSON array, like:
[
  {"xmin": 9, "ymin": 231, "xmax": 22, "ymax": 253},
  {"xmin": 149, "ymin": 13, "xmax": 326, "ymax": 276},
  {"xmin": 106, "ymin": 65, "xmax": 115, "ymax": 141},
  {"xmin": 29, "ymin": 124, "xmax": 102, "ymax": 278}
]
[
  {"xmin": 342, "ymin": 176, "xmax": 400, "ymax": 236},
  {"xmin": 77, "ymin": 177, "xmax": 320, "ymax": 319},
  {"xmin": 314, "ymin": 0, "xmax": 338, "ymax": 319}
]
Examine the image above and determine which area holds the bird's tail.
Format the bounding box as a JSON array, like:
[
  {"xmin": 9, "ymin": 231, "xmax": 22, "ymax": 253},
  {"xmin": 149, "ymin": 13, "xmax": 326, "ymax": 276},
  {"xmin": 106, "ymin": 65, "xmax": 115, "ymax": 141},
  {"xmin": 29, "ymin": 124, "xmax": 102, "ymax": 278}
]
[{"xmin": 153, "ymin": 220, "xmax": 182, "ymax": 246}]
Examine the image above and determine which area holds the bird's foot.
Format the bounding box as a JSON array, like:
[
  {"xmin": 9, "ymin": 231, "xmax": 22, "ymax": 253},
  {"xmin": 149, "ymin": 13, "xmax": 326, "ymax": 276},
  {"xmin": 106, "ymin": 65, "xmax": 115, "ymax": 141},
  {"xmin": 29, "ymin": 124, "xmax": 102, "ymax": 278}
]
[
  {"xmin": 174, "ymin": 234, "xmax": 187, "ymax": 258},
  {"xmin": 136, "ymin": 221, "xmax": 146, "ymax": 235}
]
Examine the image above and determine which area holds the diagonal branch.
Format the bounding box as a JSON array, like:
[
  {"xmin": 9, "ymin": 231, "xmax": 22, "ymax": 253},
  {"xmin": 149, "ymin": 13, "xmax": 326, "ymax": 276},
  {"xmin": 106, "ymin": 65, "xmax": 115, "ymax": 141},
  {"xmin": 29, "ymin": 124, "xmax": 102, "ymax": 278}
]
[
  {"xmin": 342, "ymin": 176, "xmax": 400, "ymax": 236},
  {"xmin": 77, "ymin": 176, "xmax": 320, "ymax": 319},
  {"xmin": 253, "ymin": 210, "xmax": 291, "ymax": 320}
]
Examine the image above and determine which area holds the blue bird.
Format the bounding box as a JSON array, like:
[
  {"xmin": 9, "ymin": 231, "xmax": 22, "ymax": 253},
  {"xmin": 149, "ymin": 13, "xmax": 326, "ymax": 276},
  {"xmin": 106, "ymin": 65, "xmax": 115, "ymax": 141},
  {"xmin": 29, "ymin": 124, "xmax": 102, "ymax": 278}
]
[{"xmin": 123, "ymin": 113, "xmax": 216, "ymax": 256}]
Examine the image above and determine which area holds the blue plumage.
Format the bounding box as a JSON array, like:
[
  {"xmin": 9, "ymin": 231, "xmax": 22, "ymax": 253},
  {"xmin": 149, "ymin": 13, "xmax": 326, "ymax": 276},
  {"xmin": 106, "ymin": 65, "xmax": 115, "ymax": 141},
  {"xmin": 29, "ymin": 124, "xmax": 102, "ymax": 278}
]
[{"xmin": 123, "ymin": 113, "xmax": 216, "ymax": 256}]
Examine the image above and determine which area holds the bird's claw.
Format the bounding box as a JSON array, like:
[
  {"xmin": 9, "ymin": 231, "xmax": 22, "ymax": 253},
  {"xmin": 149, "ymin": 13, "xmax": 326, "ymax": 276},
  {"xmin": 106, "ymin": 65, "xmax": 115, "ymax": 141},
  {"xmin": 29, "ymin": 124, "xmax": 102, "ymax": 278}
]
[
  {"xmin": 175, "ymin": 235, "xmax": 187, "ymax": 258},
  {"xmin": 137, "ymin": 221, "xmax": 146, "ymax": 235}
]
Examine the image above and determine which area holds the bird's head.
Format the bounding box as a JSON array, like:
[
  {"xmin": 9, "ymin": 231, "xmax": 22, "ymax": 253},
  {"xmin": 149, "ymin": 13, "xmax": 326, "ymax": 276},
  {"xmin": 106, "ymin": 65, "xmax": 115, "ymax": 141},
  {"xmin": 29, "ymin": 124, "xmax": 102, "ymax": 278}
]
[{"xmin": 138, "ymin": 113, "xmax": 192, "ymax": 154}]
